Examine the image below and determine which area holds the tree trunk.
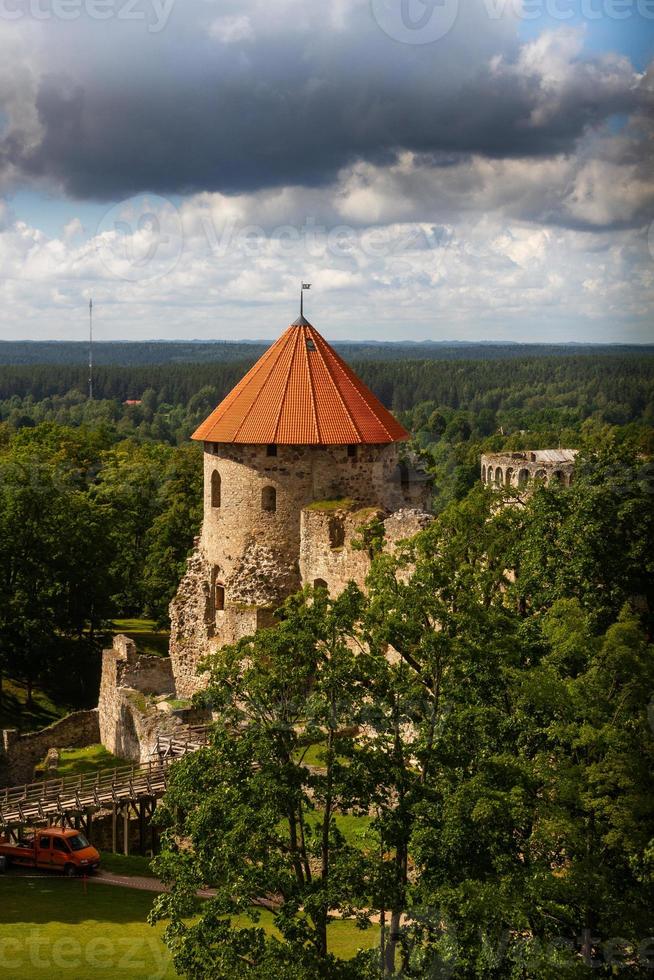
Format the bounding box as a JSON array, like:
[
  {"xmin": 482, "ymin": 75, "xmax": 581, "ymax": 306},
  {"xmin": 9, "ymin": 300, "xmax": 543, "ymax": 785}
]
[{"xmin": 316, "ymin": 724, "xmax": 335, "ymax": 959}]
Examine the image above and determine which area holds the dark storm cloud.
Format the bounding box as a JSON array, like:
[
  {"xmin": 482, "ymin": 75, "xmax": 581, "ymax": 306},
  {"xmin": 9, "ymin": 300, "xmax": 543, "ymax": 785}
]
[{"xmin": 1, "ymin": 2, "xmax": 650, "ymax": 201}]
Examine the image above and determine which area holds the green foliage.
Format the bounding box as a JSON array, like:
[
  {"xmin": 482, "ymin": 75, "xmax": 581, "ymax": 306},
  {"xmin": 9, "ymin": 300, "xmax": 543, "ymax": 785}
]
[
  {"xmin": 0, "ymin": 424, "xmax": 201, "ymax": 712},
  {"xmin": 154, "ymin": 446, "xmax": 654, "ymax": 978}
]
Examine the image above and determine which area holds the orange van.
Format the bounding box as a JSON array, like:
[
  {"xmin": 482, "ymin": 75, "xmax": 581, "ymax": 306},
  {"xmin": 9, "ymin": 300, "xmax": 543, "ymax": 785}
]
[{"xmin": 0, "ymin": 826, "xmax": 100, "ymax": 876}]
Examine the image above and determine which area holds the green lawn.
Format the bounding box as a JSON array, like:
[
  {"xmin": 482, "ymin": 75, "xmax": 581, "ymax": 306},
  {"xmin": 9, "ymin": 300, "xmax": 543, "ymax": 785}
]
[
  {"xmin": 36, "ymin": 745, "xmax": 132, "ymax": 779},
  {"xmin": 0, "ymin": 877, "xmax": 378, "ymax": 976},
  {"xmin": 0, "ymin": 877, "xmax": 177, "ymax": 979},
  {"xmin": 99, "ymin": 852, "xmax": 157, "ymax": 878},
  {"xmin": 111, "ymin": 619, "xmax": 170, "ymax": 658},
  {"xmin": 0, "ymin": 678, "xmax": 67, "ymax": 733}
]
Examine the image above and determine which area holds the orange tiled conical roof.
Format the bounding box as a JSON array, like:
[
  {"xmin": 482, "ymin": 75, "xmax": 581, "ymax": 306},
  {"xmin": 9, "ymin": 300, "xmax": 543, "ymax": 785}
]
[{"xmin": 192, "ymin": 317, "xmax": 409, "ymax": 445}]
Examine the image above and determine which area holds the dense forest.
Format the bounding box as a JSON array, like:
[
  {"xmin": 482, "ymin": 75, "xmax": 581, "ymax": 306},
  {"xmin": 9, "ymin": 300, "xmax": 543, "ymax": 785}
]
[
  {"xmin": 2, "ymin": 339, "xmax": 651, "ymax": 366},
  {"xmin": 1, "ymin": 352, "xmax": 652, "ymax": 511}
]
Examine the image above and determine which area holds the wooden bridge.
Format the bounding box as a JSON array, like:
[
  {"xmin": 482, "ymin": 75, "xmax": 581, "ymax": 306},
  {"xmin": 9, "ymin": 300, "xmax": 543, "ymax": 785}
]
[{"xmin": 0, "ymin": 731, "xmax": 207, "ymax": 854}]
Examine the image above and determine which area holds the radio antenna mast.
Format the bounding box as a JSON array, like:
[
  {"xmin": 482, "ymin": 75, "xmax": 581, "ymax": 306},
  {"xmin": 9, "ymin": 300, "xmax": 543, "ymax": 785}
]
[{"xmin": 88, "ymin": 298, "xmax": 94, "ymax": 401}]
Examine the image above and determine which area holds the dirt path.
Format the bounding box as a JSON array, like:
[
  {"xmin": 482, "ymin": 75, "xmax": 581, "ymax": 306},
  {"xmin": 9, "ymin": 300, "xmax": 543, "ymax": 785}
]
[{"xmin": 91, "ymin": 868, "xmax": 216, "ymax": 897}]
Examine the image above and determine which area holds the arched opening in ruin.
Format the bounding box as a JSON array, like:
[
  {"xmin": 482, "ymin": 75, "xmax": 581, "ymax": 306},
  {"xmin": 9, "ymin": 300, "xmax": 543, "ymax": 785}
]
[
  {"xmin": 481, "ymin": 465, "xmax": 486, "ymax": 483},
  {"xmin": 215, "ymin": 583, "xmax": 225, "ymax": 611},
  {"xmin": 211, "ymin": 470, "xmax": 221, "ymax": 508},
  {"xmin": 550, "ymin": 470, "xmax": 564, "ymax": 484},
  {"xmin": 533, "ymin": 469, "xmax": 547, "ymax": 483},
  {"xmin": 314, "ymin": 578, "xmax": 328, "ymax": 592},
  {"xmin": 329, "ymin": 520, "xmax": 345, "ymax": 549},
  {"xmin": 518, "ymin": 468, "xmax": 529, "ymax": 486},
  {"xmin": 261, "ymin": 485, "xmax": 277, "ymax": 512},
  {"xmin": 505, "ymin": 467, "xmax": 514, "ymax": 487},
  {"xmin": 486, "ymin": 467, "xmax": 493, "ymax": 484},
  {"xmin": 495, "ymin": 468, "xmax": 503, "ymax": 486}
]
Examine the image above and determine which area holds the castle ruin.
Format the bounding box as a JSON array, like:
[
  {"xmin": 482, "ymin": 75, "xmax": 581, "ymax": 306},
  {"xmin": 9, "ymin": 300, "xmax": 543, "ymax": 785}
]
[
  {"xmin": 481, "ymin": 449, "xmax": 577, "ymax": 490},
  {"xmin": 168, "ymin": 314, "xmax": 433, "ymax": 698}
]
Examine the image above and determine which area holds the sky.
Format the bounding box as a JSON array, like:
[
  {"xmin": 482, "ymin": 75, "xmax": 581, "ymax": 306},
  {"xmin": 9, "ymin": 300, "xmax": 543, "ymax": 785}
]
[{"xmin": 0, "ymin": 0, "xmax": 652, "ymax": 343}]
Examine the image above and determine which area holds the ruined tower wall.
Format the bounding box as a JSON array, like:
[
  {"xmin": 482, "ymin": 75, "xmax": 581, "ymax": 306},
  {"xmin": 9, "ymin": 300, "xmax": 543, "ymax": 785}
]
[
  {"xmin": 300, "ymin": 505, "xmax": 434, "ymax": 598},
  {"xmin": 200, "ymin": 441, "xmax": 405, "ymax": 594},
  {"xmin": 99, "ymin": 635, "xmax": 175, "ymax": 761},
  {"xmin": 168, "ymin": 441, "xmax": 432, "ymax": 699},
  {"xmin": 201, "ymin": 441, "xmax": 406, "ymax": 563}
]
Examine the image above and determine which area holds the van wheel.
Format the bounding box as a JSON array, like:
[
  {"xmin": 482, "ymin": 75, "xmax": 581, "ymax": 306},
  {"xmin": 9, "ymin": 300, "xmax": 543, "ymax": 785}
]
[{"xmin": 64, "ymin": 864, "xmax": 77, "ymax": 878}]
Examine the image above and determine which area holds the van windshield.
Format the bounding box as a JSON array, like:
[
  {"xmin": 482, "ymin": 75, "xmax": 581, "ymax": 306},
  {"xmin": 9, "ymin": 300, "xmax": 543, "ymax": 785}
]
[{"xmin": 68, "ymin": 833, "xmax": 90, "ymax": 851}]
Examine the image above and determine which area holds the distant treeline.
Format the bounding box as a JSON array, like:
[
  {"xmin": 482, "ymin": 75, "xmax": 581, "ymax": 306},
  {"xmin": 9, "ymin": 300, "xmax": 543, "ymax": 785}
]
[
  {"xmin": 1, "ymin": 339, "xmax": 652, "ymax": 366},
  {"xmin": 1, "ymin": 354, "xmax": 653, "ymax": 420}
]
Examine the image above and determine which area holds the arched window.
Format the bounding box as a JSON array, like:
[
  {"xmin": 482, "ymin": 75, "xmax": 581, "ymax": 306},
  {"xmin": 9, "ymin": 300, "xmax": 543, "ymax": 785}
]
[
  {"xmin": 495, "ymin": 468, "xmax": 503, "ymax": 486},
  {"xmin": 347, "ymin": 445, "xmax": 357, "ymax": 459},
  {"xmin": 518, "ymin": 468, "xmax": 529, "ymax": 487},
  {"xmin": 550, "ymin": 470, "xmax": 564, "ymax": 484},
  {"xmin": 215, "ymin": 583, "xmax": 225, "ymax": 611},
  {"xmin": 481, "ymin": 465, "xmax": 486, "ymax": 483},
  {"xmin": 534, "ymin": 469, "xmax": 547, "ymax": 483},
  {"xmin": 486, "ymin": 467, "xmax": 493, "ymax": 484},
  {"xmin": 261, "ymin": 486, "xmax": 277, "ymax": 512},
  {"xmin": 211, "ymin": 470, "xmax": 221, "ymax": 508},
  {"xmin": 505, "ymin": 467, "xmax": 514, "ymax": 487},
  {"xmin": 266, "ymin": 444, "xmax": 277, "ymax": 457}
]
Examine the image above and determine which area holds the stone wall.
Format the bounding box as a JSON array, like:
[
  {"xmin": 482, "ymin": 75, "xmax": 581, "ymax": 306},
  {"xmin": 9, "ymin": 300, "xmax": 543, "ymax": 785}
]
[
  {"xmin": 99, "ymin": 635, "xmax": 175, "ymax": 762},
  {"xmin": 299, "ymin": 504, "xmax": 382, "ymax": 595},
  {"xmin": 200, "ymin": 442, "xmax": 411, "ymax": 597},
  {"xmin": 481, "ymin": 449, "xmax": 577, "ymax": 490},
  {"xmin": 1, "ymin": 709, "xmax": 100, "ymax": 785},
  {"xmin": 300, "ymin": 505, "xmax": 433, "ymax": 596},
  {"xmin": 169, "ymin": 548, "xmax": 217, "ymax": 698},
  {"xmin": 166, "ymin": 438, "xmax": 433, "ymax": 698}
]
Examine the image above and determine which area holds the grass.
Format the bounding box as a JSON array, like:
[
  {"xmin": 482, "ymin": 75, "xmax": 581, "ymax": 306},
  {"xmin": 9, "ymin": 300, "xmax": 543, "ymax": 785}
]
[
  {"xmin": 305, "ymin": 498, "xmax": 355, "ymax": 512},
  {"xmin": 99, "ymin": 852, "xmax": 157, "ymax": 878},
  {"xmin": 35, "ymin": 745, "xmax": 132, "ymax": 779},
  {"xmin": 0, "ymin": 877, "xmax": 378, "ymax": 976},
  {"xmin": 0, "ymin": 877, "xmax": 177, "ymax": 979},
  {"xmin": 111, "ymin": 618, "xmax": 170, "ymax": 658},
  {"xmin": 295, "ymin": 740, "xmax": 331, "ymax": 767},
  {"xmin": 166, "ymin": 699, "xmax": 191, "ymax": 711},
  {"xmin": 0, "ymin": 678, "xmax": 68, "ymax": 734}
]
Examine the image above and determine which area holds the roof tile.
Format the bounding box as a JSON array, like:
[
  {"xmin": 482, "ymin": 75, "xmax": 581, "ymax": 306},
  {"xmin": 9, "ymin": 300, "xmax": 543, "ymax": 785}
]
[{"xmin": 192, "ymin": 320, "xmax": 408, "ymax": 445}]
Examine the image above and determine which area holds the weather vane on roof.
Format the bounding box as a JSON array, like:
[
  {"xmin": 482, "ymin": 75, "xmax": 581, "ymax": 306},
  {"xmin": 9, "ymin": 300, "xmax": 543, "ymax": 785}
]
[{"xmin": 300, "ymin": 281, "xmax": 311, "ymax": 318}]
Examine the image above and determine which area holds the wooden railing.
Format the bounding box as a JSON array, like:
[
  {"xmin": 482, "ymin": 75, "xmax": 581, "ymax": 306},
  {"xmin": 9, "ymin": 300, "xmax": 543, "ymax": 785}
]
[{"xmin": 0, "ymin": 730, "xmax": 208, "ymax": 830}]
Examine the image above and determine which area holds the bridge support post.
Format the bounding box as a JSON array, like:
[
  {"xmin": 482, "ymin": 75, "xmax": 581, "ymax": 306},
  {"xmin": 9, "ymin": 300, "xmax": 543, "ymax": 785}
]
[
  {"xmin": 138, "ymin": 799, "xmax": 146, "ymax": 856},
  {"xmin": 123, "ymin": 805, "xmax": 129, "ymax": 856},
  {"xmin": 112, "ymin": 804, "xmax": 117, "ymax": 854}
]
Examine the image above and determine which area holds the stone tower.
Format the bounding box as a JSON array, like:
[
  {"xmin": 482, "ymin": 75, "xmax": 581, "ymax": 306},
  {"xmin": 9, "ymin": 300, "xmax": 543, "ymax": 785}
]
[{"xmin": 169, "ymin": 313, "xmax": 416, "ymax": 697}]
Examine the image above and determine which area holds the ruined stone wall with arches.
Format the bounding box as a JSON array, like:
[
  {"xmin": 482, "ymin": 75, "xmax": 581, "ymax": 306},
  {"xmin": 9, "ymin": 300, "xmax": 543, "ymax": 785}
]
[{"xmin": 480, "ymin": 450, "xmax": 577, "ymax": 491}]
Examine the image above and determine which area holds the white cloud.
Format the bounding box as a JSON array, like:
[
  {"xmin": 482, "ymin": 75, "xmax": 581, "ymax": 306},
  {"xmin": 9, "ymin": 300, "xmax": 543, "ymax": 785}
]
[
  {"xmin": 209, "ymin": 15, "xmax": 254, "ymax": 44},
  {"xmin": 0, "ymin": 190, "xmax": 651, "ymax": 342}
]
